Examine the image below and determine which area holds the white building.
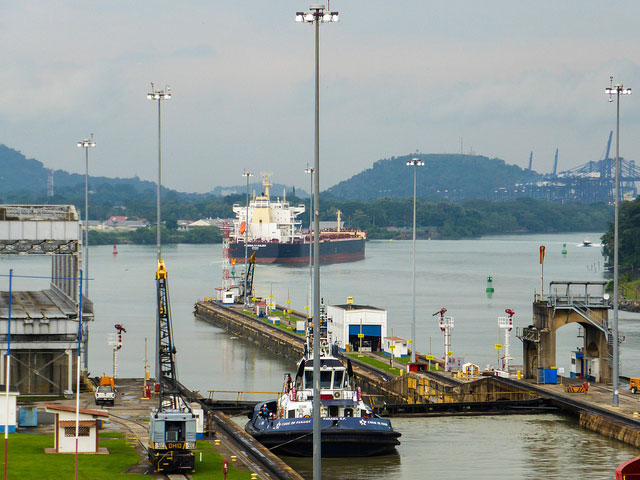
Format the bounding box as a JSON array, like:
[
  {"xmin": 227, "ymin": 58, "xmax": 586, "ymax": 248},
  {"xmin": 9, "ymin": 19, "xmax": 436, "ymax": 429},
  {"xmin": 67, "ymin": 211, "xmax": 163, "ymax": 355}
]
[
  {"xmin": 0, "ymin": 391, "xmax": 18, "ymax": 433},
  {"xmin": 327, "ymin": 301, "xmax": 387, "ymax": 352},
  {"xmin": 382, "ymin": 337, "xmax": 408, "ymax": 358},
  {"xmin": 44, "ymin": 403, "xmax": 109, "ymax": 453}
]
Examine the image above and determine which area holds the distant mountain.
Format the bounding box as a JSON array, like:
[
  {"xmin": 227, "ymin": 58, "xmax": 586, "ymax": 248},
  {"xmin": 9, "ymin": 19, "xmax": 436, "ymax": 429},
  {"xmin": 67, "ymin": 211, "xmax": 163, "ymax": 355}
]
[
  {"xmin": 325, "ymin": 154, "xmax": 541, "ymax": 201},
  {"xmin": 0, "ymin": 144, "xmax": 159, "ymax": 197}
]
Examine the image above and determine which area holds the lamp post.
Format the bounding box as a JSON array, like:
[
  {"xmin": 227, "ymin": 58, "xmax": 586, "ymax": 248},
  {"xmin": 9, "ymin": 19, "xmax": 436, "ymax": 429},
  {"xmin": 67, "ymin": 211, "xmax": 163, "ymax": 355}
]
[
  {"xmin": 147, "ymin": 83, "xmax": 171, "ymax": 388},
  {"xmin": 77, "ymin": 135, "xmax": 95, "ymax": 298},
  {"xmin": 305, "ymin": 165, "xmax": 314, "ymax": 317},
  {"xmin": 147, "ymin": 83, "xmax": 171, "ymax": 261},
  {"xmin": 406, "ymin": 157, "xmax": 424, "ymax": 363},
  {"xmin": 296, "ymin": 5, "xmax": 338, "ymax": 478},
  {"xmin": 606, "ymin": 76, "xmax": 631, "ymax": 408},
  {"xmin": 242, "ymin": 170, "xmax": 253, "ymax": 306}
]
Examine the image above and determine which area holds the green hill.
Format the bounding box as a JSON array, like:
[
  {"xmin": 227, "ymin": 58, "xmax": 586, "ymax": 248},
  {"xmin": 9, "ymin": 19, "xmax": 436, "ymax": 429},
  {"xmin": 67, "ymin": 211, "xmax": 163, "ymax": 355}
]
[{"xmin": 325, "ymin": 153, "xmax": 541, "ymax": 201}]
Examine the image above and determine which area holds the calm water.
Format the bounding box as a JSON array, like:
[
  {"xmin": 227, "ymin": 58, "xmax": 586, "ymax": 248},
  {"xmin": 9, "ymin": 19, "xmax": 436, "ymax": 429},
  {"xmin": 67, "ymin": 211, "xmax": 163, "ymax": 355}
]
[{"xmin": 2, "ymin": 232, "xmax": 639, "ymax": 478}]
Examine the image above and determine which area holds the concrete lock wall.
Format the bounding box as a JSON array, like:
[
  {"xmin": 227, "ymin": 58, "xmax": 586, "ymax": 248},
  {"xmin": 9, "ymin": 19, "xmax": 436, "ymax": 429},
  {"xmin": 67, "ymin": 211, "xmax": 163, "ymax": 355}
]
[{"xmin": 523, "ymin": 301, "xmax": 612, "ymax": 383}]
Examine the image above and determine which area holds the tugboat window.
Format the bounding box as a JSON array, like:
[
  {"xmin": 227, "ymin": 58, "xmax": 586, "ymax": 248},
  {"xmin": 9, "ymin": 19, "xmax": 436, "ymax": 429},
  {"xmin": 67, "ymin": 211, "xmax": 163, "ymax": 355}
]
[
  {"xmin": 333, "ymin": 371, "xmax": 344, "ymax": 388},
  {"xmin": 320, "ymin": 371, "xmax": 332, "ymax": 389},
  {"xmin": 329, "ymin": 406, "xmax": 339, "ymax": 417},
  {"xmin": 344, "ymin": 408, "xmax": 353, "ymax": 417},
  {"xmin": 304, "ymin": 371, "xmax": 313, "ymax": 389}
]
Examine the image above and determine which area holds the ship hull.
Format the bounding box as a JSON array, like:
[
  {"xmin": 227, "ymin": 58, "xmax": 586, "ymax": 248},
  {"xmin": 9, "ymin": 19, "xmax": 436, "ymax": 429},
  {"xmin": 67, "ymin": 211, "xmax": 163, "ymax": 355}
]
[
  {"xmin": 245, "ymin": 415, "xmax": 400, "ymax": 457},
  {"xmin": 229, "ymin": 238, "xmax": 365, "ymax": 265}
]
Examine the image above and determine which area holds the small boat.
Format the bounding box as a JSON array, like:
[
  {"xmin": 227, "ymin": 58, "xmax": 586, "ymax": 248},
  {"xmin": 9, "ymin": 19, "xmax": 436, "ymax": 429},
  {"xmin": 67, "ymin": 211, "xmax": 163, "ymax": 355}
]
[
  {"xmin": 582, "ymin": 238, "xmax": 593, "ymax": 247},
  {"xmin": 616, "ymin": 456, "xmax": 640, "ymax": 479},
  {"xmin": 245, "ymin": 306, "xmax": 401, "ymax": 457}
]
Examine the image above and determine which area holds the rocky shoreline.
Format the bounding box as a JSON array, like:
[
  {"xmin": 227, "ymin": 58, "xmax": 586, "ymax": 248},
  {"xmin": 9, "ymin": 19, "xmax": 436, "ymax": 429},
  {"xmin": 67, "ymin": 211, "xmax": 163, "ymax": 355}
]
[{"xmin": 620, "ymin": 299, "xmax": 640, "ymax": 313}]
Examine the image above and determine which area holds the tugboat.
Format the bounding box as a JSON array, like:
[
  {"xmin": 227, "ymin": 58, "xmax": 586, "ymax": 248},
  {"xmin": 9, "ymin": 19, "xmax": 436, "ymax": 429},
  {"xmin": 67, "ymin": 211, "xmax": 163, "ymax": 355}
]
[{"xmin": 245, "ymin": 304, "xmax": 401, "ymax": 457}]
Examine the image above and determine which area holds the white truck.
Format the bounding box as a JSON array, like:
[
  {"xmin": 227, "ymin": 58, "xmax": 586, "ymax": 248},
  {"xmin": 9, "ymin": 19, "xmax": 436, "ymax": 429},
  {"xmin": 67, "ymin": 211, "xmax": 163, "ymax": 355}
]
[{"xmin": 95, "ymin": 376, "xmax": 116, "ymax": 406}]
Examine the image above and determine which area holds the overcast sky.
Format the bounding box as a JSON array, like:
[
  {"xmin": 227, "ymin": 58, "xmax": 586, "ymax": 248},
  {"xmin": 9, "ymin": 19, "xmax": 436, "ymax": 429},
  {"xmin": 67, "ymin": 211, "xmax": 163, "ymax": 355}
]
[{"xmin": 1, "ymin": 1, "xmax": 639, "ymax": 193}]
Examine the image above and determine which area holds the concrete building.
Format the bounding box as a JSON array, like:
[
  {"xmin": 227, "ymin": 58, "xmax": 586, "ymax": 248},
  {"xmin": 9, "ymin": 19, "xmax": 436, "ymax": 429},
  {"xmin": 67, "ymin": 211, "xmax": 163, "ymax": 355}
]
[
  {"xmin": 44, "ymin": 403, "xmax": 109, "ymax": 453},
  {"xmin": 327, "ymin": 301, "xmax": 387, "ymax": 352},
  {"xmin": 0, "ymin": 205, "xmax": 93, "ymax": 395}
]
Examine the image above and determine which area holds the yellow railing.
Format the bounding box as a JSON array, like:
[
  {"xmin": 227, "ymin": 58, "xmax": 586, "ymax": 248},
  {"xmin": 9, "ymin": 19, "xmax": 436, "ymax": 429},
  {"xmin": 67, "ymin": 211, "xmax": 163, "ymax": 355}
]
[{"xmin": 207, "ymin": 390, "xmax": 280, "ymax": 402}]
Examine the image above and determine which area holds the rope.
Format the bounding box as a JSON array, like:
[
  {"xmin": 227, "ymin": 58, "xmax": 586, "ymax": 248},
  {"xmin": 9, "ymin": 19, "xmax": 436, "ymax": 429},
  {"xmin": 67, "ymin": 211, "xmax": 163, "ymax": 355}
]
[{"xmin": 267, "ymin": 431, "xmax": 314, "ymax": 451}]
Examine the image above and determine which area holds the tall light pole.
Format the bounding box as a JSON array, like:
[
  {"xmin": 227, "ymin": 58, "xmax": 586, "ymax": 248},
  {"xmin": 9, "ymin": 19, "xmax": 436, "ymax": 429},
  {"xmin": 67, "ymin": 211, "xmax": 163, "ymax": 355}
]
[
  {"xmin": 147, "ymin": 83, "xmax": 171, "ymax": 388},
  {"xmin": 77, "ymin": 135, "xmax": 95, "ymax": 298},
  {"xmin": 406, "ymin": 157, "xmax": 424, "ymax": 363},
  {"xmin": 296, "ymin": 5, "xmax": 338, "ymax": 478},
  {"xmin": 147, "ymin": 83, "xmax": 171, "ymax": 261},
  {"xmin": 242, "ymin": 170, "xmax": 253, "ymax": 306},
  {"xmin": 305, "ymin": 165, "xmax": 314, "ymax": 318},
  {"xmin": 606, "ymin": 77, "xmax": 631, "ymax": 407}
]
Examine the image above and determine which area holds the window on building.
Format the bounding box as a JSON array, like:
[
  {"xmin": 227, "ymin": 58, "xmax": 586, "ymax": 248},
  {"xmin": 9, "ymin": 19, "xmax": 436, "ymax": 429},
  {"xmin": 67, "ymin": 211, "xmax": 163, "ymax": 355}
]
[{"xmin": 64, "ymin": 426, "xmax": 90, "ymax": 437}]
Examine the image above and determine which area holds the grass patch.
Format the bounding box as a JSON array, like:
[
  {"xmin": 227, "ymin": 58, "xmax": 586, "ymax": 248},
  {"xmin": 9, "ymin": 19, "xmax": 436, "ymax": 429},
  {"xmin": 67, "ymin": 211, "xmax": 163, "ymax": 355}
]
[
  {"xmin": 346, "ymin": 353, "xmax": 404, "ymax": 376},
  {"xmin": 241, "ymin": 309, "xmax": 305, "ymax": 337},
  {"xmin": 0, "ymin": 433, "xmax": 146, "ymax": 479},
  {"xmin": 99, "ymin": 431, "xmax": 125, "ymax": 438},
  {"xmin": 192, "ymin": 440, "xmax": 254, "ymax": 479}
]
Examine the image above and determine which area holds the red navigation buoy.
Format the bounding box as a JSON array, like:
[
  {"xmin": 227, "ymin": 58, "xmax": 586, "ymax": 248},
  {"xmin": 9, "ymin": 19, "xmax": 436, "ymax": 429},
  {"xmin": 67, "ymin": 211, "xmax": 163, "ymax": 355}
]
[{"xmin": 113, "ymin": 244, "xmax": 118, "ymax": 256}]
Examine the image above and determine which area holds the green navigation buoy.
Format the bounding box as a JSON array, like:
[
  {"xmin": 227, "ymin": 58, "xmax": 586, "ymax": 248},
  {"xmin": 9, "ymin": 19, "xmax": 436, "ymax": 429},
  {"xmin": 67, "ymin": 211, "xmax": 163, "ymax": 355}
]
[
  {"xmin": 486, "ymin": 276, "xmax": 495, "ymax": 295},
  {"xmin": 561, "ymin": 243, "xmax": 567, "ymax": 255}
]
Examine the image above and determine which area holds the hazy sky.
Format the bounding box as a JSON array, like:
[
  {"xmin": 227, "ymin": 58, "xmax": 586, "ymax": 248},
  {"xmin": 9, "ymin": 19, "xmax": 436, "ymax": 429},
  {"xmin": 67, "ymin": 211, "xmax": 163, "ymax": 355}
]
[{"xmin": 1, "ymin": 1, "xmax": 639, "ymax": 193}]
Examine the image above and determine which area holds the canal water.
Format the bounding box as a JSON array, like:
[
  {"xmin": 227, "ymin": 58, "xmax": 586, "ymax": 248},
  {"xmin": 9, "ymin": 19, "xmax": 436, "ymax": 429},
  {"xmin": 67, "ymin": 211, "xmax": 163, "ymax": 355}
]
[{"xmin": 2, "ymin": 232, "xmax": 639, "ymax": 478}]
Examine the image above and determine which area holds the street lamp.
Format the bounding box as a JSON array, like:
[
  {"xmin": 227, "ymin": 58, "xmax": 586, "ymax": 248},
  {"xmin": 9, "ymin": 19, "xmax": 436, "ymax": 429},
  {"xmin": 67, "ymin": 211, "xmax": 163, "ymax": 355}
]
[
  {"xmin": 147, "ymin": 83, "xmax": 172, "ymax": 261},
  {"xmin": 77, "ymin": 134, "xmax": 95, "ymax": 298},
  {"xmin": 305, "ymin": 165, "xmax": 314, "ymax": 318},
  {"xmin": 606, "ymin": 76, "xmax": 631, "ymax": 408},
  {"xmin": 406, "ymin": 157, "xmax": 424, "ymax": 363},
  {"xmin": 296, "ymin": 5, "xmax": 338, "ymax": 478},
  {"xmin": 147, "ymin": 83, "xmax": 171, "ymax": 389},
  {"xmin": 242, "ymin": 170, "xmax": 253, "ymax": 306}
]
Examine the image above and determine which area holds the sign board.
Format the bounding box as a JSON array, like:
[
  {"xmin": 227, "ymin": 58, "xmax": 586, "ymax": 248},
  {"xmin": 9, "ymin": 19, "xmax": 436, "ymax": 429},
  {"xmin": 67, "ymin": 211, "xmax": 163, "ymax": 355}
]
[
  {"xmin": 425, "ymin": 355, "xmax": 434, "ymax": 360},
  {"xmin": 357, "ymin": 333, "xmax": 365, "ymax": 339},
  {"xmin": 389, "ymin": 345, "xmax": 396, "ymax": 349},
  {"xmin": 558, "ymin": 367, "xmax": 565, "ymax": 375},
  {"xmin": 494, "ymin": 344, "xmax": 503, "ymax": 350}
]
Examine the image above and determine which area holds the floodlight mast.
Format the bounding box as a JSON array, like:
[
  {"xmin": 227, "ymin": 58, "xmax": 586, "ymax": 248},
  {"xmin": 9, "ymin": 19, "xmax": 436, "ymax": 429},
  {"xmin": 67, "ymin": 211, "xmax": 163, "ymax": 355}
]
[
  {"xmin": 406, "ymin": 157, "xmax": 424, "ymax": 363},
  {"xmin": 605, "ymin": 76, "xmax": 631, "ymax": 408},
  {"xmin": 147, "ymin": 83, "xmax": 171, "ymax": 389},
  {"xmin": 77, "ymin": 134, "xmax": 95, "ymax": 298},
  {"xmin": 296, "ymin": 5, "xmax": 338, "ymax": 479}
]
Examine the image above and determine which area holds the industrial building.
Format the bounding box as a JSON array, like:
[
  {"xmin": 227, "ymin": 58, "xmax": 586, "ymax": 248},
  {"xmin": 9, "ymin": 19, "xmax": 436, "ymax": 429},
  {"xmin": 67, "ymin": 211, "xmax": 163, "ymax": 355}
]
[
  {"xmin": 327, "ymin": 299, "xmax": 387, "ymax": 352},
  {"xmin": 0, "ymin": 205, "xmax": 93, "ymax": 395}
]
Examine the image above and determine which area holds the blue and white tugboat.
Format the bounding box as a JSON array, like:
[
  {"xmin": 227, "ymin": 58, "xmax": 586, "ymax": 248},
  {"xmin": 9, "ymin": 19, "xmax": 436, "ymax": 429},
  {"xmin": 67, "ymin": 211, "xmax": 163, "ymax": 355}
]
[{"xmin": 245, "ymin": 306, "xmax": 401, "ymax": 457}]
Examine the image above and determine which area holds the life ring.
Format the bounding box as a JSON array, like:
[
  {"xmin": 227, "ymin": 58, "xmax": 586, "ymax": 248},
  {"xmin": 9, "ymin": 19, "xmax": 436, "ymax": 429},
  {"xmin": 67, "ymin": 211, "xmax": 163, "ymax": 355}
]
[
  {"xmin": 333, "ymin": 392, "xmax": 340, "ymax": 399},
  {"xmin": 304, "ymin": 415, "xmax": 310, "ymax": 418},
  {"xmin": 239, "ymin": 221, "xmax": 246, "ymax": 234}
]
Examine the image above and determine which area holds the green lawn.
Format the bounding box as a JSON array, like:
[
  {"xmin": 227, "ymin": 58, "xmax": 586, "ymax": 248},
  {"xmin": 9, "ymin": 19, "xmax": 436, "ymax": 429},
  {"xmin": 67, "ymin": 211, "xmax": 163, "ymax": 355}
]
[
  {"xmin": 346, "ymin": 353, "xmax": 405, "ymax": 376},
  {"xmin": 241, "ymin": 308, "xmax": 306, "ymax": 337},
  {"xmin": 0, "ymin": 434, "xmax": 256, "ymax": 479},
  {"xmin": 0, "ymin": 433, "xmax": 146, "ymax": 479},
  {"xmin": 192, "ymin": 440, "xmax": 254, "ymax": 479}
]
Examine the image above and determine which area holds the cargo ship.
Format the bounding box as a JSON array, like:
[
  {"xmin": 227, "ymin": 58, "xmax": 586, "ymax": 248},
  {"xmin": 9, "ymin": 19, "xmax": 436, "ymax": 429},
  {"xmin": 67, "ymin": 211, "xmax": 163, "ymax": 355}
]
[{"xmin": 229, "ymin": 173, "xmax": 365, "ymax": 265}]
